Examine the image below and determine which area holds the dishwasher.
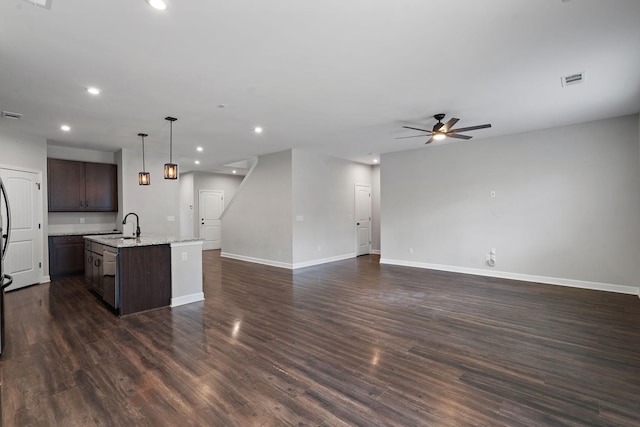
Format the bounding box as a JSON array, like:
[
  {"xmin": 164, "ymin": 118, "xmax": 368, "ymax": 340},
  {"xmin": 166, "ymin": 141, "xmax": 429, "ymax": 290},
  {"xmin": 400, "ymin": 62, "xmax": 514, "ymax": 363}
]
[{"xmin": 102, "ymin": 248, "xmax": 119, "ymax": 309}]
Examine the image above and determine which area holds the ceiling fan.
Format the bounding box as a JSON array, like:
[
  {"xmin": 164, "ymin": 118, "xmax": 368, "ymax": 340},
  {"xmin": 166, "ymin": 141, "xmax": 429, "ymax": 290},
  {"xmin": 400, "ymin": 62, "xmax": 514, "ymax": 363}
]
[{"xmin": 398, "ymin": 113, "xmax": 492, "ymax": 144}]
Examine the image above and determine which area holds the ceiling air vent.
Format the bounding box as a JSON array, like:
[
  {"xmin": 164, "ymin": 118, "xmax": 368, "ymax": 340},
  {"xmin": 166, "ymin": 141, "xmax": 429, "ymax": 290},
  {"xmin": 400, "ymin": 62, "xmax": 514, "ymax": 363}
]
[
  {"xmin": 561, "ymin": 72, "xmax": 585, "ymax": 87},
  {"xmin": 1, "ymin": 111, "xmax": 23, "ymax": 120}
]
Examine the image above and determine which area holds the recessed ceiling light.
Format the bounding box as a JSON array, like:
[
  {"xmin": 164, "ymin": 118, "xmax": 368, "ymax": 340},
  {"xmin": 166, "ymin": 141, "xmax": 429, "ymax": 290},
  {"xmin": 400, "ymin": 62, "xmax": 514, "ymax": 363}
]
[
  {"xmin": 86, "ymin": 87, "xmax": 100, "ymax": 95},
  {"xmin": 60, "ymin": 124, "xmax": 70, "ymax": 132},
  {"xmin": 232, "ymin": 170, "xmax": 237, "ymax": 174},
  {"xmin": 194, "ymin": 160, "xmax": 200, "ymax": 165},
  {"xmin": 373, "ymin": 159, "xmax": 379, "ymax": 164},
  {"xmin": 217, "ymin": 104, "xmax": 227, "ymax": 109},
  {"xmin": 146, "ymin": 0, "xmax": 166, "ymax": 10},
  {"xmin": 254, "ymin": 127, "xmax": 263, "ymax": 134},
  {"xmin": 196, "ymin": 146, "xmax": 203, "ymax": 152}
]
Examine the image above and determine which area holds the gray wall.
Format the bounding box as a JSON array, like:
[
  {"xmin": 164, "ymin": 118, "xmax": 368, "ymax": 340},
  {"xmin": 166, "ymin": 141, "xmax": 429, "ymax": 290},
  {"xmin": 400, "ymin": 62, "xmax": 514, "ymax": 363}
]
[
  {"xmin": 381, "ymin": 115, "xmax": 640, "ymax": 291},
  {"xmin": 291, "ymin": 150, "xmax": 372, "ymax": 265},
  {"xmin": 0, "ymin": 128, "xmax": 48, "ymax": 277},
  {"xmin": 221, "ymin": 150, "xmax": 293, "ymax": 265}
]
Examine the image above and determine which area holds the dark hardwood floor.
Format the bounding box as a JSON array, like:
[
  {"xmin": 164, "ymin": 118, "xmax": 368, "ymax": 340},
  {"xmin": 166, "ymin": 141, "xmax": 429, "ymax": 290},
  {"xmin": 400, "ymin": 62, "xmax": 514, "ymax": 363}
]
[{"xmin": 2, "ymin": 251, "xmax": 640, "ymax": 426}]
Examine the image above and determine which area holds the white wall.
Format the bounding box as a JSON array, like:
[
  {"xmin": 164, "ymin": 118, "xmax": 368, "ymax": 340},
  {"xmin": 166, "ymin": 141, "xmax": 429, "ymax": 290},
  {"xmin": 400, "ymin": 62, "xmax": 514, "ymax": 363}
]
[
  {"xmin": 221, "ymin": 150, "xmax": 293, "ymax": 266},
  {"xmin": 119, "ymin": 147, "xmax": 181, "ymax": 236},
  {"xmin": 371, "ymin": 164, "xmax": 380, "ymax": 253},
  {"xmin": 381, "ymin": 115, "xmax": 640, "ymax": 292},
  {"xmin": 0, "ymin": 128, "xmax": 48, "ymax": 277},
  {"xmin": 179, "ymin": 172, "xmax": 195, "ymax": 237},
  {"xmin": 291, "ymin": 150, "xmax": 372, "ymax": 266},
  {"xmin": 192, "ymin": 171, "xmax": 243, "ymax": 237}
]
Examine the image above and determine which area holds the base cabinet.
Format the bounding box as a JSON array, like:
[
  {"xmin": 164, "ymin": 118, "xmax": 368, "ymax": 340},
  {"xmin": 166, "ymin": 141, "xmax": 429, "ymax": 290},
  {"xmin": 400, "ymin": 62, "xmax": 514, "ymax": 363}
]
[{"xmin": 49, "ymin": 236, "xmax": 85, "ymax": 279}]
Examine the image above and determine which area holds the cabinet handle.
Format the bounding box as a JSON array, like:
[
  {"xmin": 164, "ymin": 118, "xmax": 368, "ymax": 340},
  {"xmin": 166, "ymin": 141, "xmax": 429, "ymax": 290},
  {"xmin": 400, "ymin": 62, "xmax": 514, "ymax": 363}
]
[
  {"xmin": 85, "ymin": 200, "xmax": 88, "ymax": 208},
  {"xmin": 88, "ymin": 255, "xmax": 93, "ymax": 263}
]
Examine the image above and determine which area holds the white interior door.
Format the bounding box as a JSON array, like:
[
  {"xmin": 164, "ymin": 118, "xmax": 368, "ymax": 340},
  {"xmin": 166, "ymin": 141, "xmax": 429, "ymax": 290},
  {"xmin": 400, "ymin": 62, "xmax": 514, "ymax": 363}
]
[
  {"xmin": 355, "ymin": 184, "xmax": 371, "ymax": 256},
  {"xmin": 1, "ymin": 168, "xmax": 42, "ymax": 290},
  {"xmin": 199, "ymin": 190, "xmax": 224, "ymax": 250}
]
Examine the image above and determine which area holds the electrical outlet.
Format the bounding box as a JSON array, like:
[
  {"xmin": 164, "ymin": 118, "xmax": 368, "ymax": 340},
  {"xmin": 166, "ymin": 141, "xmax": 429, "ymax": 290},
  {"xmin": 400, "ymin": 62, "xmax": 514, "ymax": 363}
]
[
  {"xmin": 490, "ymin": 190, "xmax": 496, "ymax": 198},
  {"xmin": 181, "ymin": 252, "xmax": 188, "ymax": 261},
  {"xmin": 408, "ymin": 247, "xmax": 414, "ymax": 254},
  {"xmin": 167, "ymin": 216, "xmax": 175, "ymax": 222},
  {"xmin": 79, "ymin": 217, "xmax": 85, "ymax": 224}
]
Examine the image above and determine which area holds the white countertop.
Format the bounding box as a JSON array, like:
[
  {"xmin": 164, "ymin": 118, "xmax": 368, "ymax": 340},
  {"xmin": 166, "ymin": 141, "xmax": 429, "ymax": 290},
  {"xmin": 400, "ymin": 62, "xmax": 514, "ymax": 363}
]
[{"xmin": 84, "ymin": 234, "xmax": 203, "ymax": 248}]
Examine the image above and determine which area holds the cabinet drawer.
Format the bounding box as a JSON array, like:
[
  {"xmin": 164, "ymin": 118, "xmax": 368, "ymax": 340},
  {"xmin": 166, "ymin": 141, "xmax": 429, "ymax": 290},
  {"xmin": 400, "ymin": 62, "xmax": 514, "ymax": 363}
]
[{"xmin": 51, "ymin": 235, "xmax": 84, "ymax": 245}]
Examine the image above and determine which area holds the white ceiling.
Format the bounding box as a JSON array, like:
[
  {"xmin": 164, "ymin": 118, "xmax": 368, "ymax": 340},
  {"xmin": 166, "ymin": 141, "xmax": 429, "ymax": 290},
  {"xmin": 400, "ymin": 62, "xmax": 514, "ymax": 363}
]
[{"xmin": 1, "ymin": 0, "xmax": 639, "ymax": 173}]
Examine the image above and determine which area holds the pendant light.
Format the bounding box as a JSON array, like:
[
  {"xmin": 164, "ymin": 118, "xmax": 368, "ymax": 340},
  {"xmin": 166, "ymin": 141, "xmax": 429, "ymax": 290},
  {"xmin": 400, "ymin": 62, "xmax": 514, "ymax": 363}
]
[
  {"xmin": 164, "ymin": 116, "xmax": 178, "ymax": 179},
  {"xmin": 138, "ymin": 133, "xmax": 150, "ymax": 185}
]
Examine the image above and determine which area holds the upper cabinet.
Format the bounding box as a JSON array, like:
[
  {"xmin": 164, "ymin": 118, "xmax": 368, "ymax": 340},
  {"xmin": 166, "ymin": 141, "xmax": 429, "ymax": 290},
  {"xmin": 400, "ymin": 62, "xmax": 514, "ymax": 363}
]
[{"xmin": 48, "ymin": 158, "xmax": 118, "ymax": 212}]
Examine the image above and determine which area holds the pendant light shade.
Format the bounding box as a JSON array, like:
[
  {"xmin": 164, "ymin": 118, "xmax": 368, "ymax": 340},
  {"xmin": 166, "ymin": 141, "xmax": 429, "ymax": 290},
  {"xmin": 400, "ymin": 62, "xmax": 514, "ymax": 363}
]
[
  {"xmin": 138, "ymin": 133, "xmax": 150, "ymax": 185},
  {"xmin": 164, "ymin": 116, "xmax": 178, "ymax": 180}
]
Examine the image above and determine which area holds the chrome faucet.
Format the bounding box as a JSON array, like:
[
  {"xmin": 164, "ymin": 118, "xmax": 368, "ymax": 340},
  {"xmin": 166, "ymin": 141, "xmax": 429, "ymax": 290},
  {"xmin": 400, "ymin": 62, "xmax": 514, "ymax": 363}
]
[{"xmin": 123, "ymin": 212, "xmax": 141, "ymax": 238}]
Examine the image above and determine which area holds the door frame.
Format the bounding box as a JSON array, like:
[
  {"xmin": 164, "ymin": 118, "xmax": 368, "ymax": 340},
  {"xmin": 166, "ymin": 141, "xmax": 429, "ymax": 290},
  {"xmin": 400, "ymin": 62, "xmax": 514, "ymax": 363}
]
[
  {"xmin": 0, "ymin": 164, "xmax": 45, "ymax": 287},
  {"xmin": 198, "ymin": 189, "xmax": 224, "ymax": 250},
  {"xmin": 354, "ymin": 183, "xmax": 371, "ymax": 256}
]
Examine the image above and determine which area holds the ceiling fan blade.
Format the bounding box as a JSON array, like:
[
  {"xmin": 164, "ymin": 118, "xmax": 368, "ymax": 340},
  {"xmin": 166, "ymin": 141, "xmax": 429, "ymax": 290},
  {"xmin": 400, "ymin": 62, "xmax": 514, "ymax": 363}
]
[
  {"xmin": 448, "ymin": 124, "xmax": 492, "ymax": 133},
  {"xmin": 395, "ymin": 134, "xmax": 430, "ymax": 139},
  {"xmin": 441, "ymin": 118, "xmax": 459, "ymax": 132},
  {"xmin": 402, "ymin": 126, "xmax": 432, "ymax": 133},
  {"xmin": 447, "ymin": 133, "xmax": 472, "ymax": 140},
  {"xmin": 425, "ymin": 136, "xmax": 436, "ymax": 144}
]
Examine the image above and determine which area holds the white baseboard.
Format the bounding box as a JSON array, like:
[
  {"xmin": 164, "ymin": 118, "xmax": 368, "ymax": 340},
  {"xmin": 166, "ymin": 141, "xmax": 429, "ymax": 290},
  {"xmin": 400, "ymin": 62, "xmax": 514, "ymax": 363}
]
[
  {"xmin": 41, "ymin": 275, "xmax": 51, "ymax": 284},
  {"xmin": 171, "ymin": 292, "xmax": 205, "ymax": 308},
  {"xmin": 220, "ymin": 252, "xmax": 293, "ymax": 269},
  {"xmin": 220, "ymin": 252, "xmax": 360, "ymax": 270},
  {"xmin": 379, "ymin": 258, "xmax": 640, "ymax": 296},
  {"xmin": 293, "ymin": 253, "xmax": 355, "ymax": 269},
  {"xmin": 370, "ymin": 249, "xmax": 381, "ymax": 255}
]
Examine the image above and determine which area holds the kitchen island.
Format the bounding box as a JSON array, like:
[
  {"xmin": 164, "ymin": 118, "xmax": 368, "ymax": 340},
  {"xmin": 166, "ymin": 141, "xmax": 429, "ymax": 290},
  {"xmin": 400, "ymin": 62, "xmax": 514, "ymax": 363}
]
[{"xmin": 84, "ymin": 234, "xmax": 204, "ymax": 316}]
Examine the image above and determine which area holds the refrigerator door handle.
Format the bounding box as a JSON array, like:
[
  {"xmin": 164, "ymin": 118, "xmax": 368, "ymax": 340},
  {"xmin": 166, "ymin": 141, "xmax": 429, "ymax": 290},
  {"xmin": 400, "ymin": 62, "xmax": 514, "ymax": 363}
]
[{"xmin": 0, "ymin": 179, "xmax": 10, "ymax": 260}]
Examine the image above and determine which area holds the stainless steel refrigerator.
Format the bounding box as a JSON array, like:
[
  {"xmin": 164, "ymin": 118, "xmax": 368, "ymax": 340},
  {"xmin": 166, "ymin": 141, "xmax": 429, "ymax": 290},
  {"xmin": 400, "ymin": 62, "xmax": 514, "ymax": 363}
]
[{"xmin": 0, "ymin": 177, "xmax": 13, "ymax": 355}]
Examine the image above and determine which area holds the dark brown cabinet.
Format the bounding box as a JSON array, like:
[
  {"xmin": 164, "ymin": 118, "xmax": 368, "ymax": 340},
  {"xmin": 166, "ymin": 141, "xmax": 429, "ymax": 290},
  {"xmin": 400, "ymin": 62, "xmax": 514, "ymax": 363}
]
[
  {"xmin": 48, "ymin": 159, "xmax": 118, "ymax": 212},
  {"xmin": 49, "ymin": 235, "xmax": 85, "ymax": 279}
]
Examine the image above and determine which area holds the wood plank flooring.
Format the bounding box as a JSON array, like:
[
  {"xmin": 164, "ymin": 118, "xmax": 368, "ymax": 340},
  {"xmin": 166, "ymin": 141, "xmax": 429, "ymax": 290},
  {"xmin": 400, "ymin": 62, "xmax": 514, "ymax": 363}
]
[{"xmin": 1, "ymin": 251, "xmax": 640, "ymax": 426}]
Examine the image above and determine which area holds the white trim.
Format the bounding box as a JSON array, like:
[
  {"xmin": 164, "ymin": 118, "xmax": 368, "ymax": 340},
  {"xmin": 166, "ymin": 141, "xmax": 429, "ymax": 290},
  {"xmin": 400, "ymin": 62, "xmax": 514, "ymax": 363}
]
[
  {"xmin": 220, "ymin": 252, "xmax": 293, "ymax": 269},
  {"xmin": 293, "ymin": 253, "xmax": 355, "ymax": 269},
  {"xmin": 41, "ymin": 275, "xmax": 51, "ymax": 284},
  {"xmin": 379, "ymin": 258, "xmax": 640, "ymax": 296},
  {"xmin": 370, "ymin": 249, "xmax": 381, "ymax": 255},
  {"xmin": 170, "ymin": 240, "xmax": 203, "ymax": 248},
  {"xmin": 171, "ymin": 292, "xmax": 205, "ymax": 308}
]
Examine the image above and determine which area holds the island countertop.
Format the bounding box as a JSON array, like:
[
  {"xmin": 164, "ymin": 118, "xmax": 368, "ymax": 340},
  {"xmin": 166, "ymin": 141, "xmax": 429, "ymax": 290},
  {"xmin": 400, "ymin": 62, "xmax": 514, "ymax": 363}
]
[{"xmin": 84, "ymin": 234, "xmax": 203, "ymax": 248}]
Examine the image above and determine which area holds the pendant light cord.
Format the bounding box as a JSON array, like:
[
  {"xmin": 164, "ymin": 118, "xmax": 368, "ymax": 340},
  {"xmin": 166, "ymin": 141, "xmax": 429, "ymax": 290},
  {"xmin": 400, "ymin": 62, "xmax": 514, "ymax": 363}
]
[
  {"xmin": 169, "ymin": 120, "xmax": 173, "ymax": 163},
  {"xmin": 142, "ymin": 135, "xmax": 146, "ymax": 172}
]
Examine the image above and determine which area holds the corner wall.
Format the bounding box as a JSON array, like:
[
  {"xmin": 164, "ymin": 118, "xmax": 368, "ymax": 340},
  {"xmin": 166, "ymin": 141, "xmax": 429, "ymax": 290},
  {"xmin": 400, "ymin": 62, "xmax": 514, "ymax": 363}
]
[
  {"xmin": 291, "ymin": 150, "xmax": 372, "ymax": 267},
  {"xmin": 221, "ymin": 150, "xmax": 293, "ymax": 266},
  {"xmin": 381, "ymin": 115, "xmax": 640, "ymax": 293}
]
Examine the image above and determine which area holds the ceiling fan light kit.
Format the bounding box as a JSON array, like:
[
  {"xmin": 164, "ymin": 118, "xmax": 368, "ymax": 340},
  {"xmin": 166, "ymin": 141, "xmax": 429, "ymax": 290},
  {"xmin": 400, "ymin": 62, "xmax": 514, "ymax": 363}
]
[{"xmin": 398, "ymin": 113, "xmax": 492, "ymax": 145}]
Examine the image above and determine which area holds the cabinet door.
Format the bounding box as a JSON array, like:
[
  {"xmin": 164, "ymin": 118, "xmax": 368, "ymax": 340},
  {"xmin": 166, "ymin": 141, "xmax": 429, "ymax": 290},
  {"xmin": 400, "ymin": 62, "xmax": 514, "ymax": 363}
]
[
  {"xmin": 49, "ymin": 236, "xmax": 84, "ymax": 278},
  {"xmin": 48, "ymin": 159, "xmax": 85, "ymax": 211},
  {"xmin": 85, "ymin": 162, "xmax": 117, "ymax": 212}
]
